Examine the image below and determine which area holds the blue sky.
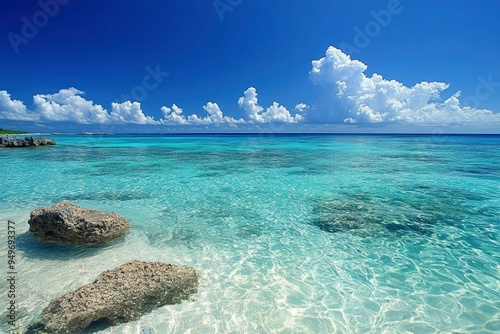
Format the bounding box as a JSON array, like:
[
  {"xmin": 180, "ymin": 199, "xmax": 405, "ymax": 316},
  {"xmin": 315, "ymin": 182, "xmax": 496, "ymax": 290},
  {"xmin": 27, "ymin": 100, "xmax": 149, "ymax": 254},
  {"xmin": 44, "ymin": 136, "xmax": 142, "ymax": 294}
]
[{"xmin": 1, "ymin": 0, "xmax": 499, "ymax": 133}]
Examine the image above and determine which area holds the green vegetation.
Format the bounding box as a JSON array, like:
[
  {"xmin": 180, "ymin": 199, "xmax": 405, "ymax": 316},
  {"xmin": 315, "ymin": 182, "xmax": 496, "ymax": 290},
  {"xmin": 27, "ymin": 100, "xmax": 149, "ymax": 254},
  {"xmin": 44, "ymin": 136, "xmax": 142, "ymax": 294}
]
[{"xmin": 0, "ymin": 128, "xmax": 28, "ymax": 135}]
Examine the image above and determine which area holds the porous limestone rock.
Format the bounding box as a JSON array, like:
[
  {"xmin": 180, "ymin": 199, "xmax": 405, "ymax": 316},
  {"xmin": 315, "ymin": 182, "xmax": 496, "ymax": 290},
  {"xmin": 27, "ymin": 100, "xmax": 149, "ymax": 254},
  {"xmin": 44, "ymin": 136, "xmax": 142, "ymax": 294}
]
[
  {"xmin": 0, "ymin": 136, "xmax": 56, "ymax": 147},
  {"xmin": 33, "ymin": 261, "xmax": 199, "ymax": 334},
  {"xmin": 28, "ymin": 200, "xmax": 129, "ymax": 244}
]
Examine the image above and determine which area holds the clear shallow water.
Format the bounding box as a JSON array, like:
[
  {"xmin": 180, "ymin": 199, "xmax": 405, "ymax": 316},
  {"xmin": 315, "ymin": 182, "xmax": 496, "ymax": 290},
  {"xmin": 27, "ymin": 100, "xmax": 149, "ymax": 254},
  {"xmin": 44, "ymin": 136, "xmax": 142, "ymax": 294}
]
[{"xmin": 0, "ymin": 134, "xmax": 499, "ymax": 333}]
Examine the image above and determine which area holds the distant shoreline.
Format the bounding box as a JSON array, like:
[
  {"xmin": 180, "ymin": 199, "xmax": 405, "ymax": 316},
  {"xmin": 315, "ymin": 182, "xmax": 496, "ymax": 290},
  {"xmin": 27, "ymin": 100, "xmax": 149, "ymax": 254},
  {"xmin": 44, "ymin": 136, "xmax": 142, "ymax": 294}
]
[
  {"xmin": 0, "ymin": 128, "xmax": 29, "ymax": 135},
  {"xmin": 1, "ymin": 129, "xmax": 499, "ymax": 136},
  {"xmin": 25, "ymin": 132, "xmax": 500, "ymax": 136}
]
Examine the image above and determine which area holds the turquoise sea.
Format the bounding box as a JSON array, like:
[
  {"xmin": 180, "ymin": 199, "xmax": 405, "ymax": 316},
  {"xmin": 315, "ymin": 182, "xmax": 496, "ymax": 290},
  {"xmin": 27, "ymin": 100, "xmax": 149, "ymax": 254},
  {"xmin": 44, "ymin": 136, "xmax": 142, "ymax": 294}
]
[{"xmin": 1, "ymin": 134, "xmax": 499, "ymax": 333}]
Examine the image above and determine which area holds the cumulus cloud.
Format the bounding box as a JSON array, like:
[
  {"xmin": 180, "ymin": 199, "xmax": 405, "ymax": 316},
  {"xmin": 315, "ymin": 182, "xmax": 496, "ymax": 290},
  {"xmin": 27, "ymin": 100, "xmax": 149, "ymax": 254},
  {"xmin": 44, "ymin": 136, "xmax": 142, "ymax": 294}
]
[
  {"xmin": 160, "ymin": 102, "xmax": 245, "ymax": 125},
  {"xmin": 0, "ymin": 88, "xmax": 173, "ymax": 125},
  {"xmin": 110, "ymin": 101, "xmax": 158, "ymax": 124},
  {"xmin": 310, "ymin": 46, "xmax": 500, "ymax": 124},
  {"xmin": 193, "ymin": 102, "xmax": 245, "ymax": 124},
  {"xmin": 160, "ymin": 104, "xmax": 189, "ymax": 125},
  {"xmin": 1, "ymin": 87, "xmax": 307, "ymax": 126},
  {"xmin": 33, "ymin": 88, "xmax": 110, "ymax": 124},
  {"xmin": 237, "ymin": 87, "xmax": 263, "ymax": 122},
  {"xmin": 1, "ymin": 88, "xmax": 162, "ymax": 125},
  {"xmin": 0, "ymin": 90, "xmax": 39, "ymax": 121},
  {"xmin": 295, "ymin": 103, "xmax": 310, "ymax": 113},
  {"xmin": 238, "ymin": 87, "xmax": 304, "ymax": 123}
]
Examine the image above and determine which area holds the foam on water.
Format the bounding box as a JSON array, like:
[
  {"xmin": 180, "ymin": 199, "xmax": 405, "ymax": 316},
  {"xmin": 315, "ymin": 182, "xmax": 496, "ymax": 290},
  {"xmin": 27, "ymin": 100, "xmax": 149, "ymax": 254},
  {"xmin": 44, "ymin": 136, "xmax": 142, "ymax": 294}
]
[{"xmin": 0, "ymin": 134, "xmax": 499, "ymax": 333}]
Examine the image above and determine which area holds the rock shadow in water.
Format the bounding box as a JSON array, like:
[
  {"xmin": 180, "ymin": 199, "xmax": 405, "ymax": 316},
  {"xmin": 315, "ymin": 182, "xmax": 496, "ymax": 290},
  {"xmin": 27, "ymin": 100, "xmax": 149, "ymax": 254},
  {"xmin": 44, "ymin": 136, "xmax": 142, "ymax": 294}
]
[
  {"xmin": 81, "ymin": 318, "xmax": 116, "ymax": 334},
  {"xmin": 16, "ymin": 232, "xmax": 124, "ymax": 260}
]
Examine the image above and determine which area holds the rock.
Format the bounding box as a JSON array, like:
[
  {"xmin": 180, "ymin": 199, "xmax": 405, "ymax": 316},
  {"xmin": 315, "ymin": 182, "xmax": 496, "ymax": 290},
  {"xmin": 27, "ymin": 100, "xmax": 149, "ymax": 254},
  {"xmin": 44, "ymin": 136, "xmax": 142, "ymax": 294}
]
[
  {"xmin": 0, "ymin": 135, "xmax": 56, "ymax": 148},
  {"xmin": 32, "ymin": 137, "xmax": 56, "ymax": 146},
  {"xmin": 28, "ymin": 201, "xmax": 130, "ymax": 244},
  {"xmin": 0, "ymin": 135, "xmax": 8, "ymax": 145},
  {"xmin": 34, "ymin": 261, "xmax": 199, "ymax": 334},
  {"xmin": 310, "ymin": 199, "xmax": 384, "ymax": 233}
]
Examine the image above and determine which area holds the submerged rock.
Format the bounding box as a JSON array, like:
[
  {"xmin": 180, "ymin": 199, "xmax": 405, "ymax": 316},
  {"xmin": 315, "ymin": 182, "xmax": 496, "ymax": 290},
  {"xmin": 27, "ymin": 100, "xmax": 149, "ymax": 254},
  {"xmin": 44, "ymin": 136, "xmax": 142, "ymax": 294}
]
[
  {"xmin": 33, "ymin": 261, "xmax": 199, "ymax": 334},
  {"xmin": 28, "ymin": 200, "xmax": 129, "ymax": 244},
  {"xmin": 0, "ymin": 135, "xmax": 56, "ymax": 147},
  {"xmin": 310, "ymin": 199, "xmax": 384, "ymax": 233},
  {"xmin": 310, "ymin": 197, "xmax": 435, "ymax": 237}
]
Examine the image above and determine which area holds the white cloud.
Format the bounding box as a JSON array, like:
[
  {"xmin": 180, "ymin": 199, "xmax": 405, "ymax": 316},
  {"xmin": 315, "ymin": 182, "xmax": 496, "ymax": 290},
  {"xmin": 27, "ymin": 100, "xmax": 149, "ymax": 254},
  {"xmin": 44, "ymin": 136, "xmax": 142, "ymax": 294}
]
[
  {"xmin": 33, "ymin": 88, "xmax": 110, "ymax": 124},
  {"xmin": 160, "ymin": 104, "xmax": 188, "ymax": 125},
  {"xmin": 265, "ymin": 102, "xmax": 301, "ymax": 123},
  {"xmin": 193, "ymin": 102, "xmax": 245, "ymax": 124},
  {"xmin": 1, "ymin": 87, "xmax": 306, "ymax": 127},
  {"xmin": 310, "ymin": 46, "xmax": 500, "ymax": 124},
  {"xmin": 0, "ymin": 90, "xmax": 39, "ymax": 121},
  {"xmin": 110, "ymin": 101, "xmax": 158, "ymax": 124},
  {"xmin": 161, "ymin": 102, "xmax": 245, "ymax": 125},
  {"xmin": 238, "ymin": 87, "xmax": 304, "ymax": 123},
  {"xmin": 295, "ymin": 103, "xmax": 310, "ymax": 112},
  {"xmin": 2, "ymin": 88, "xmax": 163, "ymax": 125},
  {"xmin": 237, "ymin": 87, "xmax": 263, "ymax": 122}
]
